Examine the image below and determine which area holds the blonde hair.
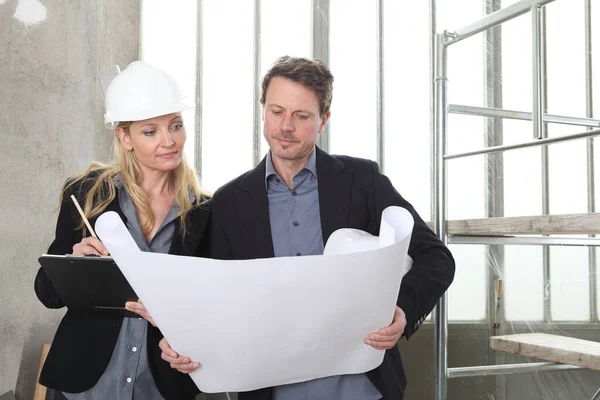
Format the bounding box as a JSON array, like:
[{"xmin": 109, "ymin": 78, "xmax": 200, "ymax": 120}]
[{"xmin": 61, "ymin": 121, "xmax": 210, "ymax": 237}]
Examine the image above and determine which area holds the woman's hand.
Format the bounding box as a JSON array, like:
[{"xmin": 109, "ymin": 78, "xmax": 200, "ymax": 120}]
[
  {"xmin": 125, "ymin": 300, "xmax": 157, "ymax": 327},
  {"xmin": 72, "ymin": 237, "xmax": 108, "ymax": 256}
]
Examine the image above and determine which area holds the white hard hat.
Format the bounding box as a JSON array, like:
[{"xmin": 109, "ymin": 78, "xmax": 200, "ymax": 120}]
[{"xmin": 103, "ymin": 61, "xmax": 194, "ymax": 128}]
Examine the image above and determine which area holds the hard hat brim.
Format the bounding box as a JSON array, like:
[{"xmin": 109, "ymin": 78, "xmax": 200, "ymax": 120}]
[{"xmin": 104, "ymin": 101, "xmax": 195, "ymax": 129}]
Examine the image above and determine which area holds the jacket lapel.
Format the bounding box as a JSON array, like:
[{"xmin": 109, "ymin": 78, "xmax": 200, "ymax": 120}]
[
  {"xmin": 168, "ymin": 218, "xmax": 187, "ymax": 256},
  {"xmin": 169, "ymin": 201, "xmax": 211, "ymax": 256},
  {"xmin": 232, "ymin": 148, "xmax": 351, "ymax": 257},
  {"xmin": 105, "ymin": 195, "xmax": 127, "ymax": 223},
  {"xmin": 315, "ymin": 147, "xmax": 353, "ymax": 245},
  {"xmin": 236, "ymin": 157, "xmax": 275, "ymax": 259}
]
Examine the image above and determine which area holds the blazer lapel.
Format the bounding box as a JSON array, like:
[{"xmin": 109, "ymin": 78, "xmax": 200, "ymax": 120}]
[
  {"xmin": 315, "ymin": 147, "xmax": 353, "ymax": 245},
  {"xmin": 169, "ymin": 201, "xmax": 210, "ymax": 256},
  {"xmin": 236, "ymin": 158, "xmax": 275, "ymax": 259},
  {"xmin": 105, "ymin": 195, "xmax": 127, "ymax": 223},
  {"xmin": 168, "ymin": 218, "xmax": 185, "ymax": 255}
]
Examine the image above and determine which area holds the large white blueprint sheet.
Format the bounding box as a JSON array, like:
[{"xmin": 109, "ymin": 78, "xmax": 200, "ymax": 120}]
[{"xmin": 96, "ymin": 206, "xmax": 414, "ymax": 393}]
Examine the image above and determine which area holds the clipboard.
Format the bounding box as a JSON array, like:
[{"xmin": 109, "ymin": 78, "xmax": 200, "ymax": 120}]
[{"xmin": 38, "ymin": 254, "xmax": 139, "ymax": 318}]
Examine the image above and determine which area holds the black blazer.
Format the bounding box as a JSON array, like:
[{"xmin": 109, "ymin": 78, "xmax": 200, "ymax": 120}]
[
  {"xmin": 210, "ymin": 147, "xmax": 455, "ymax": 400},
  {"xmin": 34, "ymin": 175, "xmax": 207, "ymax": 399}
]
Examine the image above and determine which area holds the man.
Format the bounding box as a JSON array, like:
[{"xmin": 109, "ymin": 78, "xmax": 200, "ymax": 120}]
[{"xmin": 162, "ymin": 56, "xmax": 455, "ymax": 399}]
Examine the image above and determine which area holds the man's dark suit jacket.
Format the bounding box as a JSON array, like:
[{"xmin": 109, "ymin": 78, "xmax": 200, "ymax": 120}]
[
  {"xmin": 34, "ymin": 174, "xmax": 207, "ymax": 400},
  {"xmin": 210, "ymin": 147, "xmax": 456, "ymax": 400}
]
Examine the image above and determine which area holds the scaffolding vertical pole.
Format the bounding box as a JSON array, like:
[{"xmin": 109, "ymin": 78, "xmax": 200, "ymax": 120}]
[
  {"xmin": 376, "ymin": 0, "xmax": 385, "ymax": 170},
  {"xmin": 484, "ymin": 1, "xmax": 505, "ymax": 398},
  {"xmin": 194, "ymin": 0, "xmax": 204, "ymax": 183},
  {"xmin": 312, "ymin": 0, "xmax": 330, "ymax": 152},
  {"xmin": 434, "ymin": 31, "xmax": 449, "ymax": 400},
  {"xmin": 535, "ymin": 5, "xmax": 552, "ymax": 323},
  {"xmin": 252, "ymin": 0, "xmax": 262, "ymax": 167},
  {"xmin": 585, "ymin": 0, "xmax": 597, "ymax": 322},
  {"xmin": 429, "ymin": 0, "xmax": 437, "ymax": 223},
  {"xmin": 532, "ymin": 6, "xmax": 544, "ymax": 140}
]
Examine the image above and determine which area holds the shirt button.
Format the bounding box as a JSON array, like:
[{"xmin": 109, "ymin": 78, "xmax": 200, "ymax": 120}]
[
  {"xmin": 291, "ymin": 190, "xmax": 297, "ymax": 196},
  {"xmin": 293, "ymin": 221, "xmax": 299, "ymax": 227},
  {"xmin": 132, "ymin": 347, "xmax": 137, "ymax": 352},
  {"xmin": 276, "ymin": 178, "xmax": 281, "ymax": 183},
  {"xmin": 296, "ymin": 253, "xmax": 301, "ymax": 256},
  {"xmin": 126, "ymin": 377, "xmax": 132, "ymax": 383}
]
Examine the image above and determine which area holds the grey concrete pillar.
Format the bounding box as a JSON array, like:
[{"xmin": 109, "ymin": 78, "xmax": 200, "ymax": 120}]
[{"xmin": 0, "ymin": 0, "xmax": 139, "ymax": 397}]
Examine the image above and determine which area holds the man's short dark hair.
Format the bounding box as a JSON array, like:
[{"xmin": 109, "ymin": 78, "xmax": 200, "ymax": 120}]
[{"xmin": 261, "ymin": 56, "xmax": 334, "ymax": 117}]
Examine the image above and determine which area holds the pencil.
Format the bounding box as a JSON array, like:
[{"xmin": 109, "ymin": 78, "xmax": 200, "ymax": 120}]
[{"xmin": 70, "ymin": 195, "xmax": 98, "ymax": 238}]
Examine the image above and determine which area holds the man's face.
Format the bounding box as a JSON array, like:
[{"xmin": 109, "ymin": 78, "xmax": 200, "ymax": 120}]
[{"xmin": 263, "ymin": 77, "xmax": 330, "ymax": 163}]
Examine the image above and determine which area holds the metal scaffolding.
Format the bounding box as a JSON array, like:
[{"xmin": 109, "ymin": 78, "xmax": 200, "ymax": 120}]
[{"xmin": 433, "ymin": 0, "xmax": 599, "ymax": 399}]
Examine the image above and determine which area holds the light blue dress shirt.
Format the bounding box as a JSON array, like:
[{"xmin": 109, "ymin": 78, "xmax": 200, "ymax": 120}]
[{"xmin": 265, "ymin": 149, "xmax": 382, "ymax": 400}]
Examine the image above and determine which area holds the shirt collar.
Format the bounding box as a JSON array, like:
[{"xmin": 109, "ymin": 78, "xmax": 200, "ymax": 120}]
[
  {"xmin": 265, "ymin": 147, "xmax": 318, "ymax": 187},
  {"xmin": 112, "ymin": 174, "xmax": 196, "ymax": 204},
  {"xmin": 112, "ymin": 174, "xmax": 125, "ymax": 192}
]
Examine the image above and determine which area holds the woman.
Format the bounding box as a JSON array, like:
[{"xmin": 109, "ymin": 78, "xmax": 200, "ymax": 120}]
[{"xmin": 34, "ymin": 61, "xmax": 207, "ymax": 400}]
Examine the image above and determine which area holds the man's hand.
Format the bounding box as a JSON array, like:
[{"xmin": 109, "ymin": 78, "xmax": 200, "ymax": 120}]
[
  {"xmin": 159, "ymin": 338, "xmax": 200, "ymax": 374},
  {"xmin": 125, "ymin": 300, "xmax": 156, "ymax": 327},
  {"xmin": 364, "ymin": 306, "xmax": 406, "ymax": 350}
]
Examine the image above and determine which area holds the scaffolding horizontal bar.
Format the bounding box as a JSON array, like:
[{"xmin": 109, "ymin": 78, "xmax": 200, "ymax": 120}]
[
  {"xmin": 448, "ymin": 362, "xmax": 583, "ymax": 378},
  {"xmin": 448, "ymin": 235, "xmax": 600, "ymax": 247},
  {"xmin": 444, "ymin": 212, "xmax": 600, "ymax": 236},
  {"xmin": 491, "ymin": 333, "xmax": 600, "ymax": 371},
  {"xmin": 446, "ymin": 0, "xmax": 556, "ymax": 45},
  {"xmin": 445, "ymin": 128, "xmax": 600, "ymax": 160},
  {"xmin": 416, "ymin": 321, "xmax": 600, "ymax": 331},
  {"xmin": 449, "ymin": 104, "xmax": 600, "ymax": 128}
]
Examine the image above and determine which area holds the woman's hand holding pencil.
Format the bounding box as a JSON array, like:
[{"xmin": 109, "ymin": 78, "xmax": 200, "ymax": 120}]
[
  {"xmin": 72, "ymin": 236, "xmax": 109, "ymax": 256},
  {"xmin": 70, "ymin": 194, "xmax": 109, "ymax": 256}
]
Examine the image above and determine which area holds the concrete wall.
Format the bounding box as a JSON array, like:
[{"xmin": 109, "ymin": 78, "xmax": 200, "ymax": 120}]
[{"xmin": 0, "ymin": 0, "xmax": 139, "ymax": 397}]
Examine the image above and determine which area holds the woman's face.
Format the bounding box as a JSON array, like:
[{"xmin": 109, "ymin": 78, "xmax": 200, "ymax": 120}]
[{"xmin": 117, "ymin": 113, "xmax": 186, "ymax": 173}]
